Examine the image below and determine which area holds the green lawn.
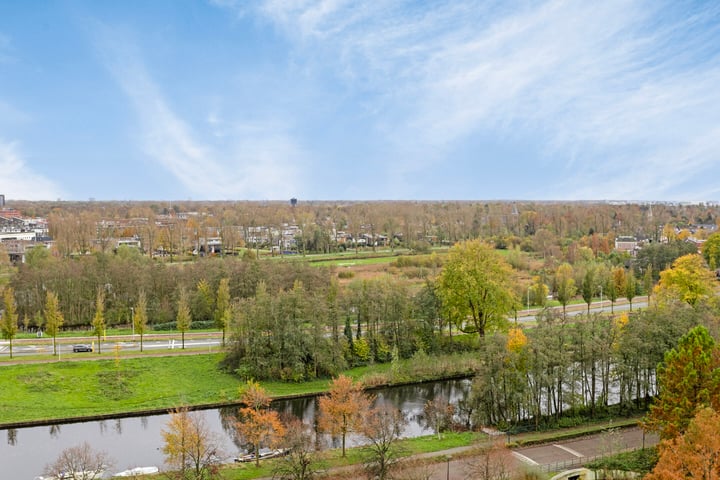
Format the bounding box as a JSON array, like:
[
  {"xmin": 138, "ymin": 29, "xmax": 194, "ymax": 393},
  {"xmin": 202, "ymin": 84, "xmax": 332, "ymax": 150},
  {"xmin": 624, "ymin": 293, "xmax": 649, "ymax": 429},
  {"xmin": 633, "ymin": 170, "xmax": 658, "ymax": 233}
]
[
  {"xmin": 0, "ymin": 354, "xmax": 243, "ymax": 424},
  {"xmin": 0, "ymin": 353, "xmax": 471, "ymax": 425}
]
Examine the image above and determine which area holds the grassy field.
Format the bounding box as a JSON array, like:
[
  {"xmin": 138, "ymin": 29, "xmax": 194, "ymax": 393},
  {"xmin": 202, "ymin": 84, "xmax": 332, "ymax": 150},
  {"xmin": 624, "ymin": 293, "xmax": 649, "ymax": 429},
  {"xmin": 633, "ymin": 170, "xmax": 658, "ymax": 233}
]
[
  {"xmin": 0, "ymin": 352, "xmax": 476, "ymax": 425},
  {"xmin": 0, "ymin": 354, "xmax": 240, "ymax": 424}
]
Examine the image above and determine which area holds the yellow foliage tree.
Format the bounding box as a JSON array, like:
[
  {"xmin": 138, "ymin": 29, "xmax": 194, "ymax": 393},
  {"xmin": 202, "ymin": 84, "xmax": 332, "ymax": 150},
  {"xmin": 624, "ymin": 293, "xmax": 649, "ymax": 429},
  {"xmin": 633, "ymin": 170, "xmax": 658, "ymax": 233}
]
[
  {"xmin": 161, "ymin": 406, "xmax": 223, "ymax": 480},
  {"xmin": 1, "ymin": 286, "xmax": 19, "ymax": 358},
  {"xmin": 506, "ymin": 327, "xmax": 527, "ymax": 354},
  {"xmin": 654, "ymin": 254, "xmax": 717, "ymax": 307}
]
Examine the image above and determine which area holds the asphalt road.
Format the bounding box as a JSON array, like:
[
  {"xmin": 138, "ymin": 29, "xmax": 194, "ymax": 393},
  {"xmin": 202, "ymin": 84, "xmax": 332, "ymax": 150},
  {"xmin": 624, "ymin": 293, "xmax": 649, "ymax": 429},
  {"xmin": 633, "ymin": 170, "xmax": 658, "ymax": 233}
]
[
  {"xmin": 413, "ymin": 427, "xmax": 658, "ymax": 480},
  {"xmin": 516, "ymin": 296, "xmax": 649, "ymax": 323},
  {"xmin": 0, "ymin": 332, "xmax": 223, "ymax": 357}
]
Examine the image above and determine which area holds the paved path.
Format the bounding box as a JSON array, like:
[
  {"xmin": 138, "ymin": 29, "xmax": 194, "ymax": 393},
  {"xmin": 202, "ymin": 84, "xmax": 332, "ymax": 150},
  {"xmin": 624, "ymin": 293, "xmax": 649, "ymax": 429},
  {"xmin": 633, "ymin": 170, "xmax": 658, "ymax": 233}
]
[{"xmin": 395, "ymin": 426, "xmax": 658, "ymax": 480}]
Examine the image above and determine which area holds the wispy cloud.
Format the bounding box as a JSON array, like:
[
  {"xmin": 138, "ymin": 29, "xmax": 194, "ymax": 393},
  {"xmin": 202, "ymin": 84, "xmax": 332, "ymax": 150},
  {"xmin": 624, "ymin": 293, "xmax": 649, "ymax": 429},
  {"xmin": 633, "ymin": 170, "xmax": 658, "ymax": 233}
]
[
  {"xmin": 0, "ymin": 140, "xmax": 64, "ymax": 200},
  {"xmin": 0, "ymin": 32, "xmax": 13, "ymax": 63},
  {"xmin": 93, "ymin": 24, "xmax": 305, "ymax": 200},
  {"xmin": 253, "ymin": 0, "xmax": 720, "ymax": 200}
]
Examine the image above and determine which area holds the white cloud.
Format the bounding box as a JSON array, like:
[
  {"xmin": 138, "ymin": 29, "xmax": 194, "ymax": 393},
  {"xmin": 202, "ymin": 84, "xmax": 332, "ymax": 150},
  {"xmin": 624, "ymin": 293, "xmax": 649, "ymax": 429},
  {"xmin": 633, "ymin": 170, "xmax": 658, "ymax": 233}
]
[
  {"xmin": 254, "ymin": 0, "xmax": 720, "ymax": 200},
  {"xmin": 0, "ymin": 140, "xmax": 64, "ymax": 200},
  {"xmin": 94, "ymin": 25, "xmax": 305, "ymax": 200}
]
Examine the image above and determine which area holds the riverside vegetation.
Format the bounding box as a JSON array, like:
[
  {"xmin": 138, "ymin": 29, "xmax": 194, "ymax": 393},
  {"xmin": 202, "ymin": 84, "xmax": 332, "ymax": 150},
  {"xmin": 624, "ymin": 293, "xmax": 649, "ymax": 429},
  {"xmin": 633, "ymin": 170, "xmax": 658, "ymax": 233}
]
[{"xmin": 4, "ymin": 200, "xmax": 720, "ymax": 478}]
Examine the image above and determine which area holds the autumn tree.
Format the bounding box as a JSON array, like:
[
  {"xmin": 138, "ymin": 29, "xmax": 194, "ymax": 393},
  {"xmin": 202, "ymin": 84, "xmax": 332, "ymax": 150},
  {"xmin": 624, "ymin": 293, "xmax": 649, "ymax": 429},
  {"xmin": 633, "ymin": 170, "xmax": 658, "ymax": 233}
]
[
  {"xmin": 133, "ymin": 290, "xmax": 148, "ymax": 352},
  {"xmin": 361, "ymin": 404, "xmax": 407, "ymax": 480},
  {"xmin": 554, "ymin": 263, "xmax": 576, "ymax": 317},
  {"xmin": 161, "ymin": 406, "xmax": 224, "ymax": 480},
  {"xmin": 214, "ymin": 277, "xmax": 231, "ymax": 347},
  {"xmin": 91, "ymin": 287, "xmax": 105, "ymax": 354},
  {"xmin": 44, "ymin": 290, "xmax": 64, "ymax": 355},
  {"xmin": 176, "ymin": 288, "xmax": 192, "ymax": 349},
  {"xmin": 436, "ymin": 240, "xmax": 518, "ymax": 336},
  {"xmin": 317, "ymin": 374, "xmax": 371, "ymax": 457},
  {"xmin": 1, "ymin": 286, "xmax": 19, "ymax": 358},
  {"xmin": 644, "ymin": 326, "xmax": 720, "ymax": 439},
  {"xmin": 654, "ymin": 254, "xmax": 717, "ymax": 308},
  {"xmin": 43, "ymin": 441, "xmax": 114, "ymax": 480},
  {"xmin": 235, "ymin": 381, "xmax": 285, "ymax": 467},
  {"xmin": 646, "ymin": 407, "xmax": 720, "ymax": 480},
  {"xmin": 702, "ymin": 231, "xmax": 720, "ymax": 269}
]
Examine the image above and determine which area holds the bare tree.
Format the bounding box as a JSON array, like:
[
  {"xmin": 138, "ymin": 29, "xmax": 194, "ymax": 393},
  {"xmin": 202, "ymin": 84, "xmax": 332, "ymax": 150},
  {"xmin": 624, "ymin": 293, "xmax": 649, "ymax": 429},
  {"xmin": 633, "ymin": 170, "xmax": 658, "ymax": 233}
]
[
  {"xmin": 422, "ymin": 396, "xmax": 454, "ymax": 440},
  {"xmin": 272, "ymin": 418, "xmax": 317, "ymax": 480},
  {"xmin": 43, "ymin": 442, "xmax": 114, "ymax": 480},
  {"xmin": 465, "ymin": 439, "xmax": 516, "ymax": 480},
  {"xmin": 361, "ymin": 404, "xmax": 407, "ymax": 480}
]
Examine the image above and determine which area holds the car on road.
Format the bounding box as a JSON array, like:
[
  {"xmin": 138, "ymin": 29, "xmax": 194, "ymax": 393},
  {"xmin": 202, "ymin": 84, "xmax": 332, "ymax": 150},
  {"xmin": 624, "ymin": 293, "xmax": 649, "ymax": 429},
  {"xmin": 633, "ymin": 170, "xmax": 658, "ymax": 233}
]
[{"xmin": 72, "ymin": 344, "xmax": 93, "ymax": 353}]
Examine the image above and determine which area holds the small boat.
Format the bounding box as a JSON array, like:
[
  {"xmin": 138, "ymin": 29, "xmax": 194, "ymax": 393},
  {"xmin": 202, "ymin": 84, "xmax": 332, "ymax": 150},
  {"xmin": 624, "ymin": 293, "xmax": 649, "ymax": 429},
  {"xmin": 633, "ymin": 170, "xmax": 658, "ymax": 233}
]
[
  {"xmin": 113, "ymin": 466, "xmax": 160, "ymax": 477},
  {"xmin": 34, "ymin": 470, "xmax": 105, "ymax": 480},
  {"xmin": 234, "ymin": 447, "xmax": 287, "ymax": 463}
]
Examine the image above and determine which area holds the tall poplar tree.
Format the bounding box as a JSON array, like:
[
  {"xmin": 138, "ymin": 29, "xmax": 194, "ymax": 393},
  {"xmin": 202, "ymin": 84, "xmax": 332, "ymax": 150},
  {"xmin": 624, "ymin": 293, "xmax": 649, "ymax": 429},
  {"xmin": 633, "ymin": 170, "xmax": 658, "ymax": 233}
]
[
  {"xmin": 555, "ymin": 263, "xmax": 576, "ymax": 318},
  {"xmin": 214, "ymin": 278, "xmax": 231, "ymax": 347},
  {"xmin": 176, "ymin": 288, "xmax": 192, "ymax": 349},
  {"xmin": 133, "ymin": 291, "xmax": 148, "ymax": 352},
  {"xmin": 44, "ymin": 291, "xmax": 64, "ymax": 355},
  {"xmin": 1, "ymin": 287, "xmax": 19, "ymax": 358},
  {"xmin": 91, "ymin": 288, "xmax": 105, "ymax": 354}
]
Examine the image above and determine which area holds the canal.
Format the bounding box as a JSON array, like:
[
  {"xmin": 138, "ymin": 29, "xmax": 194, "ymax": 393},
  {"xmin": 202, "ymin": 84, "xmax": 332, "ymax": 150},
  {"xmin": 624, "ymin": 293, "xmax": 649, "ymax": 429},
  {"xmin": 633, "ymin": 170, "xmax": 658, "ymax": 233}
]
[{"xmin": 1, "ymin": 378, "xmax": 472, "ymax": 479}]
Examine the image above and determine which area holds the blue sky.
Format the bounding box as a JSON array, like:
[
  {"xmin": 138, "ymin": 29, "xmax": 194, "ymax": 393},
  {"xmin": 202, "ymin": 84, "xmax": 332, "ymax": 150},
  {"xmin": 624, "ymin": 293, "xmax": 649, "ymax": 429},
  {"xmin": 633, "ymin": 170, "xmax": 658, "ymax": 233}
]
[{"xmin": 1, "ymin": 1, "xmax": 719, "ymax": 202}]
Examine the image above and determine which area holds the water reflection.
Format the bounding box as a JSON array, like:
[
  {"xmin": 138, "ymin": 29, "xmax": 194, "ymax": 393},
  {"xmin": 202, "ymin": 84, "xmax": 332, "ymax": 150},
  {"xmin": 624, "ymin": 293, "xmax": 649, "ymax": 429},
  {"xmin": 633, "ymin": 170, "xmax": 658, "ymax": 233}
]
[{"xmin": 1, "ymin": 378, "xmax": 472, "ymax": 479}]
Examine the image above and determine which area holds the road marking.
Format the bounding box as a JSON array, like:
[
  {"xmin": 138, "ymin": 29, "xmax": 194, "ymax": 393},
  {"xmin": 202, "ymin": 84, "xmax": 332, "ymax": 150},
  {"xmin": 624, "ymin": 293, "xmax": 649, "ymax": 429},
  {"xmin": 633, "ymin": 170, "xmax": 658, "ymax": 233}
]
[
  {"xmin": 512, "ymin": 452, "xmax": 539, "ymax": 465},
  {"xmin": 553, "ymin": 444, "xmax": 584, "ymax": 457}
]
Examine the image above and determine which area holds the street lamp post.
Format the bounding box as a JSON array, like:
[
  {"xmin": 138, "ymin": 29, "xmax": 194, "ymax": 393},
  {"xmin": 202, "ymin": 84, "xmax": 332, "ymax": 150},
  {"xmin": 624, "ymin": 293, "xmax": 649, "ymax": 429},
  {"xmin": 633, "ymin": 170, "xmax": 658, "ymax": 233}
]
[
  {"xmin": 598, "ymin": 285, "xmax": 603, "ymax": 312},
  {"xmin": 130, "ymin": 307, "xmax": 135, "ymax": 340},
  {"xmin": 527, "ymin": 286, "xmax": 531, "ymax": 315}
]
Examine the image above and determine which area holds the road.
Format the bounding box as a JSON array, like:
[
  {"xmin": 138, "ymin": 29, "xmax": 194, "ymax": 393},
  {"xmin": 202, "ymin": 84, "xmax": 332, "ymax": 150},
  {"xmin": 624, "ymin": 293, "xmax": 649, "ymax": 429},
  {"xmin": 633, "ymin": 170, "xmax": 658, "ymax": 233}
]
[
  {"xmin": 515, "ymin": 296, "xmax": 649, "ymax": 323},
  {"xmin": 2, "ymin": 297, "xmax": 651, "ymax": 357},
  {"xmin": 414, "ymin": 427, "xmax": 658, "ymax": 480},
  {"xmin": 0, "ymin": 332, "xmax": 223, "ymax": 358}
]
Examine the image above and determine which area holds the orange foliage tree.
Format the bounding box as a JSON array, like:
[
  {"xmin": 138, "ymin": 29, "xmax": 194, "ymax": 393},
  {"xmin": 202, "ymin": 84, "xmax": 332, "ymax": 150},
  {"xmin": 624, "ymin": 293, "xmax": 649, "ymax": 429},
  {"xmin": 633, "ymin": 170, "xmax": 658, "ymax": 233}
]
[
  {"xmin": 234, "ymin": 381, "xmax": 285, "ymax": 467},
  {"xmin": 646, "ymin": 407, "xmax": 720, "ymax": 480},
  {"xmin": 317, "ymin": 375, "xmax": 371, "ymax": 457}
]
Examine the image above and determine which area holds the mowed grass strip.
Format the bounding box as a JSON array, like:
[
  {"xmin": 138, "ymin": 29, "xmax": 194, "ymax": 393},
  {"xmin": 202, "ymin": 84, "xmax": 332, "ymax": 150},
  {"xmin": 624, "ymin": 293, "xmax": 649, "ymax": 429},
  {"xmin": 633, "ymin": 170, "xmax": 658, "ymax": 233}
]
[
  {"xmin": 0, "ymin": 354, "xmax": 244, "ymax": 424},
  {"xmin": 0, "ymin": 355, "xmax": 399, "ymax": 425},
  {"xmin": 0, "ymin": 351, "xmax": 476, "ymax": 426}
]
